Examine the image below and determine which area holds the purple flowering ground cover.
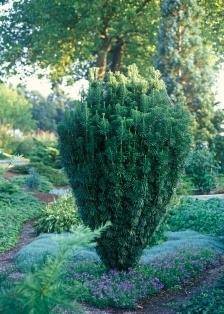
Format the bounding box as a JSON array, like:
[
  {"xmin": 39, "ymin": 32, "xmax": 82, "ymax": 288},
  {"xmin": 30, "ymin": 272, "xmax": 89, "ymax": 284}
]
[{"xmin": 67, "ymin": 248, "xmax": 224, "ymax": 309}]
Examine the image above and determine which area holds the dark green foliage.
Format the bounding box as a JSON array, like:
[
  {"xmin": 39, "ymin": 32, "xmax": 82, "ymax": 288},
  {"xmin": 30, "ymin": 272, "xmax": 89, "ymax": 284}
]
[
  {"xmin": 186, "ymin": 146, "xmax": 218, "ymax": 193},
  {"xmin": 156, "ymin": 0, "xmax": 216, "ymax": 143},
  {"xmin": 212, "ymin": 134, "xmax": 224, "ymax": 173},
  {"xmin": 167, "ymin": 198, "xmax": 224, "ymax": 236},
  {"xmin": 58, "ymin": 66, "xmax": 191, "ymax": 270},
  {"xmin": 36, "ymin": 194, "xmax": 81, "ymax": 234}
]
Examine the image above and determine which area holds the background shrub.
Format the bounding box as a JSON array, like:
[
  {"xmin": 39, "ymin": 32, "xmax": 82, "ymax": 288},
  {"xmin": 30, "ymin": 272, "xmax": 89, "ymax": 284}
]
[
  {"xmin": 186, "ymin": 146, "xmax": 219, "ymax": 193},
  {"xmin": 167, "ymin": 198, "xmax": 224, "ymax": 236},
  {"xmin": 10, "ymin": 162, "xmax": 68, "ymax": 186},
  {"xmin": 25, "ymin": 167, "xmax": 40, "ymax": 190},
  {"xmin": 11, "ymin": 174, "xmax": 53, "ymax": 192},
  {"xmin": 58, "ymin": 66, "xmax": 191, "ymax": 270},
  {"xmin": 36, "ymin": 194, "xmax": 80, "ymax": 234}
]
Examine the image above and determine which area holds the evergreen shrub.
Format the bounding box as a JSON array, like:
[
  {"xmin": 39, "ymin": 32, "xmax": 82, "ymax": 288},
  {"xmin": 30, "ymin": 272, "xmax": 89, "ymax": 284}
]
[
  {"xmin": 58, "ymin": 66, "xmax": 191, "ymax": 270},
  {"xmin": 186, "ymin": 146, "xmax": 218, "ymax": 193}
]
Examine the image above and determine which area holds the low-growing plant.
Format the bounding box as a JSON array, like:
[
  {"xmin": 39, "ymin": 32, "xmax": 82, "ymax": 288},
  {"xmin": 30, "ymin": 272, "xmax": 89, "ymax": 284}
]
[
  {"xmin": 25, "ymin": 168, "xmax": 40, "ymax": 190},
  {"xmin": 0, "ymin": 177, "xmax": 43, "ymax": 252},
  {"xmin": 167, "ymin": 198, "xmax": 224, "ymax": 236},
  {"xmin": 31, "ymin": 162, "xmax": 68, "ymax": 186},
  {"xmin": 171, "ymin": 274, "xmax": 224, "ymax": 313},
  {"xmin": 10, "ymin": 163, "xmax": 68, "ymax": 186},
  {"xmin": 36, "ymin": 194, "xmax": 80, "ymax": 234},
  {"xmin": 0, "ymin": 177, "xmax": 20, "ymax": 194},
  {"xmin": 0, "ymin": 226, "xmax": 99, "ymax": 314},
  {"xmin": 68, "ymin": 248, "xmax": 221, "ymax": 309},
  {"xmin": 11, "ymin": 174, "xmax": 53, "ymax": 192}
]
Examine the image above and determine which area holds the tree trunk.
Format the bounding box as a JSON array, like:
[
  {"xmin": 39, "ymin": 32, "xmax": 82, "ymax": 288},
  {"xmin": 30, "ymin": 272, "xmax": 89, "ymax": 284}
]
[
  {"xmin": 96, "ymin": 39, "xmax": 111, "ymax": 79},
  {"xmin": 110, "ymin": 39, "xmax": 124, "ymax": 72}
]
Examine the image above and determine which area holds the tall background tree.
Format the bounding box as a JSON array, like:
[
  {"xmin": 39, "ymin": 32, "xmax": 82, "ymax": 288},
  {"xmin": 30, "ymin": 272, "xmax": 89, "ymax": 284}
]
[
  {"xmin": 0, "ymin": 0, "xmax": 160, "ymax": 80},
  {"xmin": 0, "ymin": 0, "xmax": 223, "ymax": 144},
  {"xmin": 156, "ymin": 0, "xmax": 218, "ymax": 143},
  {"xmin": 0, "ymin": 84, "xmax": 35, "ymax": 132}
]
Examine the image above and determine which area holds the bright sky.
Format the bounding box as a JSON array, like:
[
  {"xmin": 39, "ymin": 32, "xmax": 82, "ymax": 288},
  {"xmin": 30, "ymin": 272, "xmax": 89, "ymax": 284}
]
[
  {"xmin": 8, "ymin": 75, "xmax": 88, "ymax": 100},
  {"xmin": 6, "ymin": 64, "xmax": 224, "ymax": 106}
]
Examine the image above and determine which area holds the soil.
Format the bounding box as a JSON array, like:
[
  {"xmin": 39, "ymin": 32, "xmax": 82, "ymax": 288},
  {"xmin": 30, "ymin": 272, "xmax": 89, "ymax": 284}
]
[
  {"xmin": 33, "ymin": 191, "xmax": 59, "ymax": 203},
  {"xmin": 3, "ymin": 171, "xmax": 19, "ymax": 180}
]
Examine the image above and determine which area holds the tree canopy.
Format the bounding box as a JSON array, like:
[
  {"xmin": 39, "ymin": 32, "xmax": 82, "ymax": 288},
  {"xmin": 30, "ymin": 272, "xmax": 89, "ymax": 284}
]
[
  {"xmin": 0, "ymin": 84, "xmax": 35, "ymax": 131},
  {"xmin": 1, "ymin": 0, "xmax": 223, "ymax": 80},
  {"xmin": 0, "ymin": 0, "xmax": 160, "ymax": 80},
  {"xmin": 156, "ymin": 0, "xmax": 218, "ymax": 142}
]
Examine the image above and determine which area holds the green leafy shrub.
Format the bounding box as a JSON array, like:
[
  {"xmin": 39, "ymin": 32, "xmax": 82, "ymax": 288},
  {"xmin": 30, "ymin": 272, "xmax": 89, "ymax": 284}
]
[
  {"xmin": 167, "ymin": 198, "xmax": 224, "ymax": 236},
  {"xmin": 31, "ymin": 162, "xmax": 68, "ymax": 186},
  {"xmin": 176, "ymin": 175, "xmax": 194, "ymax": 195},
  {"xmin": 186, "ymin": 146, "xmax": 219, "ymax": 193},
  {"xmin": 36, "ymin": 194, "xmax": 80, "ymax": 234},
  {"xmin": 0, "ymin": 226, "xmax": 99, "ymax": 314},
  {"xmin": 58, "ymin": 66, "xmax": 191, "ymax": 270},
  {"xmin": 15, "ymin": 138, "xmax": 59, "ymax": 168}
]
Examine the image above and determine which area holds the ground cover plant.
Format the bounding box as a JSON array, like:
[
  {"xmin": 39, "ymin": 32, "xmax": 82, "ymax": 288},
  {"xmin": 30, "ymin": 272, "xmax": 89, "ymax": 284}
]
[
  {"xmin": 8, "ymin": 228, "xmax": 224, "ymax": 311},
  {"xmin": 167, "ymin": 198, "xmax": 224, "ymax": 236},
  {"xmin": 171, "ymin": 274, "xmax": 224, "ymax": 313},
  {"xmin": 68, "ymin": 248, "xmax": 223, "ymax": 309},
  {"xmin": 0, "ymin": 226, "xmax": 99, "ymax": 314},
  {"xmin": 0, "ymin": 176, "xmax": 43, "ymax": 252},
  {"xmin": 58, "ymin": 66, "xmax": 191, "ymax": 270},
  {"xmin": 10, "ymin": 173, "xmax": 53, "ymax": 193}
]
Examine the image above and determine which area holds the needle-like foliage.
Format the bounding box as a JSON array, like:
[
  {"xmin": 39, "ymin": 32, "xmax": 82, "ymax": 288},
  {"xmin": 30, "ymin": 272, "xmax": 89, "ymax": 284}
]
[{"xmin": 58, "ymin": 65, "xmax": 191, "ymax": 270}]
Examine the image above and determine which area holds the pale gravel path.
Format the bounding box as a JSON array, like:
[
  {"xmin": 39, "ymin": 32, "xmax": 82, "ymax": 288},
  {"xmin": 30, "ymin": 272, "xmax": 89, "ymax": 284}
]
[{"xmin": 189, "ymin": 193, "xmax": 224, "ymax": 200}]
